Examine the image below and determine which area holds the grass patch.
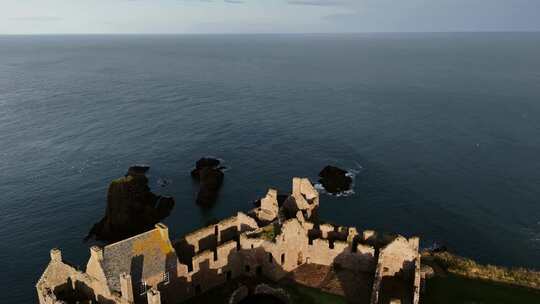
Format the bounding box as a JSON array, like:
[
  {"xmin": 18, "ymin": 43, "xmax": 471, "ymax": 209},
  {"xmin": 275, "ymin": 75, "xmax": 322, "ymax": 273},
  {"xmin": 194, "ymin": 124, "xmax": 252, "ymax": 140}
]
[
  {"xmin": 422, "ymin": 274, "xmax": 540, "ymax": 304},
  {"xmin": 248, "ymin": 224, "xmax": 282, "ymax": 242},
  {"xmin": 260, "ymin": 224, "xmax": 281, "ymax": 241},
  {"xmin": 424, "ymin": 251, "xmax": 540, "ymax": 289},
  {"xmin": 180, "ymin": 278, "xmax": 346, "ymax": 304},
  {"xmin": 282, "ymin": 284, "xmax": 347, "ymax": 304}
]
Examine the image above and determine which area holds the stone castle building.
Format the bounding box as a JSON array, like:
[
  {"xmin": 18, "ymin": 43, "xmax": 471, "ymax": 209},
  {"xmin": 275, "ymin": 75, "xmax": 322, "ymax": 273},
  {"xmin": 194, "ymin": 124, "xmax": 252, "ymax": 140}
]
[{"xmin": 37, "ymin": 178, "xmax": 421, "ymax": 304}]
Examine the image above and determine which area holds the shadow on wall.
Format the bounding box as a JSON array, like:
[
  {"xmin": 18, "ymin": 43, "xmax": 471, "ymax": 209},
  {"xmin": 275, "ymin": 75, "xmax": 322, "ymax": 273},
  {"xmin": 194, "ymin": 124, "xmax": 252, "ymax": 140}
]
[
  {"xmin": 173, "ymin": 223, "xmax": 252, "ymax": 273},
  {"xmin": 171, "ymin": 240, "xmax": 378, "ymax": 304},
  {"xmin": 53, "ymin": 278, "xmax": 116, "ymax": 304},
  {"xmin": 285, "ymin": 244, "xmax": 376, "ymax": 304},
  {"xmin": 122, "ymin": 220, "xmax": 413, "ymax": 304},
  {"xmin": 377, "ymin": 260, "xmax": 416, "ymax": 304},
  {"xmin": 179, "ymin": 247, "xmax": 294, "ymax": 304}
]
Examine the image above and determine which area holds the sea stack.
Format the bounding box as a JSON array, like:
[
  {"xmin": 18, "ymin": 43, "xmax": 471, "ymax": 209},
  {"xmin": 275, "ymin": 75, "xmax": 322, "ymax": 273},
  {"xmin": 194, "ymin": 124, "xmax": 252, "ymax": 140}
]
[
  {"xmin": 85, "ymin": 165, "xmax": 175, "ymax": 242},
  {"xmin": 191, "ymin": 157, "xmax": 224, "ymax": 206},
  {"xmin": 318, "ymin": 165, "xmax": 352, "ymax": 194}
]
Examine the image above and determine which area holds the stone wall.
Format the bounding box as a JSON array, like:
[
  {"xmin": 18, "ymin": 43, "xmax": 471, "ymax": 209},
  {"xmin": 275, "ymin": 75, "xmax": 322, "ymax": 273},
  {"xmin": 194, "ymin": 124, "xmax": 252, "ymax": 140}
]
[
  {"xmin": 37, "ymin": 178, "xmax": 421, "ymax": 304},
  {"xmin": 370, "ymin": 237, "xmax": 420, "ymax": 304},
  {"xmin": 36, "ymin": 249, "xmax": 121, "ymax": 304},
  {"xmin": 183, "ymin": 212, "xmax": 259, "ymax": 252},
  {"xmin": 290, "ymin": 178, "xmax": 319, "ymax": 219}
]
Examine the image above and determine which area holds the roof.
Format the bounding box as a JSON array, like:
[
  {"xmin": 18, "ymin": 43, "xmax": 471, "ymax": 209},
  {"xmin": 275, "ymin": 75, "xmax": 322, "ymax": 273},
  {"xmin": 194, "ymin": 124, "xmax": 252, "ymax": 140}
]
[{"xmin": 101, "ymin": 228, "xmax": 177, "ymax": 292}]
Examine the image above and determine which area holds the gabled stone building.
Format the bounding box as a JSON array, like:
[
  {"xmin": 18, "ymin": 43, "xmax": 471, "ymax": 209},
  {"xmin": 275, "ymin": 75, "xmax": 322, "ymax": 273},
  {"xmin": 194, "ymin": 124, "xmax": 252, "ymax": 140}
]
[{"xmin": 37, "ymin": 178, "xmax": 421, "ymax": 304}]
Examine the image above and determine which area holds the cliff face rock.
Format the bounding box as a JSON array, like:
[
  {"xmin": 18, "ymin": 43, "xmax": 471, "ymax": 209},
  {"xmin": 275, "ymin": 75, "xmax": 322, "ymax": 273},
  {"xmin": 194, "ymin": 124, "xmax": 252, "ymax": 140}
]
[
  {"xmin": 85, "ymin": 165, "xmax": 175, "ymax": 243},
  {"xmin": 318, "ymin": 165, "xmax": 352, "ymax": 194},
  {"xmin": 191, "ymin": 158, "xmax": 224, "ymax": 206}
]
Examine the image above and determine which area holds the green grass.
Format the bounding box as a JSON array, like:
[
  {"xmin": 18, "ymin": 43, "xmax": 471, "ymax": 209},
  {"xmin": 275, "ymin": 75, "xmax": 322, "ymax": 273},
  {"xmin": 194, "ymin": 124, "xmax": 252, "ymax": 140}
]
[
  {"xmin": 249, "ymin": 224, "xmax": 282, "ymax": 242},
  {"xmin": 180, "ymin": 279, "xmax": 346, "ymax": 304},
  {"xmin": 422, "ymin": 274, "xmax": 540, "ymax": 304},
  {"xmin": 282, "ymin": 284, "xmax": 347, "ymax": 304},
  {"xmin": 424, "ymin": 252, "xmax": 540, "ymax": 289}
]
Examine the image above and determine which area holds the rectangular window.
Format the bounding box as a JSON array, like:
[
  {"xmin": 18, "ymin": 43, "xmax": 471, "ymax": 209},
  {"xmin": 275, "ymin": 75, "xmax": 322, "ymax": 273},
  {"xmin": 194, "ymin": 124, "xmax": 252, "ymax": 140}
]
[
  {"xmin": 163, "ymin": 272, "xmax": 170, "ymax": 285},
  {"xmin": 139, "ymin": 281, "xmax": 147, "ymax": 295}
]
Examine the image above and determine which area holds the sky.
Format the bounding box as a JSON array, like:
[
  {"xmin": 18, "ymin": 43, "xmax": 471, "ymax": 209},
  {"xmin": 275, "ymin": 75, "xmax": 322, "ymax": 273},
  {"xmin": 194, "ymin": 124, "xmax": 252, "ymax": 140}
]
[{"xmin": 1, "ymin": 0, "xmax": 540, "ymax": 34}]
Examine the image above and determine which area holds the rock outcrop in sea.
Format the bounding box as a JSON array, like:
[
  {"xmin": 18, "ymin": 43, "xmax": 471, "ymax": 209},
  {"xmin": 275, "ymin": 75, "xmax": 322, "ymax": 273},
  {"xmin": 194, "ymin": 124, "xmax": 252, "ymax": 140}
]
[
  {"xmin": 84, "ymin": 165, "xmax": 175, "ymax": 243},
  {"xmin": 191, "ymin": 157, "xmax": 224, "ymax": 206},
  {"xmin": 318, "ymin": 165, "xmax": 353, "ymax": 194}
]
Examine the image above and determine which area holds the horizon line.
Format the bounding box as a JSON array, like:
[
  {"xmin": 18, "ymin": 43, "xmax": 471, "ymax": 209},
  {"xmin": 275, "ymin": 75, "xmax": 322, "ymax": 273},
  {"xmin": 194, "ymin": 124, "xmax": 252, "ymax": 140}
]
[{"xmin": 1, "ymin": 30, "xmax": 540, "ymax": 36}]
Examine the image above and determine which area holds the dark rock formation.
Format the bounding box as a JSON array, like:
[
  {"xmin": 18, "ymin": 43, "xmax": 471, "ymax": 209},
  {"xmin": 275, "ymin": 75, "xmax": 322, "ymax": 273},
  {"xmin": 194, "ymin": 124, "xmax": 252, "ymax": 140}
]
[
  {"xmin": 191, "ymin": 158, "xmax": 224, "ymax": 206},
  {"xmin": 318, "ymin": 165, "xmax": 352, "ymax": 194},
  {"xmin": 85, "ymin": 165, "xmax": 175, "ymax": 243},
  {"xmin": 190, "ymin": 157, "xmax": 222, "ymax": 178}
]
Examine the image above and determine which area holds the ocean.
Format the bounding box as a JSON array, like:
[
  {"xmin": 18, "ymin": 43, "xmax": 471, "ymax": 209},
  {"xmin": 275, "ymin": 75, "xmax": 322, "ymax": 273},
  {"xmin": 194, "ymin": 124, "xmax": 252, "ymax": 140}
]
[{"xmin": 1, "ymin": 33, "xmax": 539, "ymax": 303}]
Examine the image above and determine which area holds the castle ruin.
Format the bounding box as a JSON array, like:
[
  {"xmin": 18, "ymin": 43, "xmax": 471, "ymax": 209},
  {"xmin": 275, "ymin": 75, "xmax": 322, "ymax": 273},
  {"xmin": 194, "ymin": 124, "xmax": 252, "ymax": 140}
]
[{"xmin": 36, "ymin": 178, "xmax": 421, "ymax": 304}]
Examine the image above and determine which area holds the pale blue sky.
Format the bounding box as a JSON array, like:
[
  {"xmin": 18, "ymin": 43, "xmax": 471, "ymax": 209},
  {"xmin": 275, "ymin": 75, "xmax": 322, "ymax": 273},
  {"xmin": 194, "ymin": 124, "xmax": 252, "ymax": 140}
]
[{"xmin": 1, "ymin": 0, "xmax": 539, "ymax": 34}]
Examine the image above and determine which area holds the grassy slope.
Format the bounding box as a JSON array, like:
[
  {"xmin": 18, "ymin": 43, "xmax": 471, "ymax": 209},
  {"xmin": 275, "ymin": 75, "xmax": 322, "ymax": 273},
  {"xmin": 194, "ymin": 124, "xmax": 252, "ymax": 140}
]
[
  {"xmin": 423, "ymin": 251, "xmax": 540, "ymax": 290},
  {"xmin": 422, "ymin": 274, "xmax": 540, "ymax": 304}
]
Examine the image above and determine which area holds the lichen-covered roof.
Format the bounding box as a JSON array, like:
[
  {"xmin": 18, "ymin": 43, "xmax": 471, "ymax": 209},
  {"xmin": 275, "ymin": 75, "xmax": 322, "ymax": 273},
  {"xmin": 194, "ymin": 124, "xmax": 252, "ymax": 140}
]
[{"xmin": 102, "ymin": 228, "xmax": 177, "ymax": 292}]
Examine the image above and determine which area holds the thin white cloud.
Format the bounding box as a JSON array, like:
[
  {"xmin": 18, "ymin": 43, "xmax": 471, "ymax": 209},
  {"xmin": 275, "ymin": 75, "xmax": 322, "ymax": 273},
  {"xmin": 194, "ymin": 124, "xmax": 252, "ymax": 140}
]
[
  {"xmin": 287, "ymin": 0, "xmax": 345, "ymax": 6},
  {"xmin": 10, "ymin": 16, "xmax": 63, "ymax": 22}
]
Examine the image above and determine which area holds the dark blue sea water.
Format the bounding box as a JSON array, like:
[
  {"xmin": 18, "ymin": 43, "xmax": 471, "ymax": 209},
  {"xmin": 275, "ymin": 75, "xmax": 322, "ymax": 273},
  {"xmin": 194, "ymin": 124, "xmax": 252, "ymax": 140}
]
[{"xmin": 1, "ymin": 33, "xmax": 540, "ymax": 303}]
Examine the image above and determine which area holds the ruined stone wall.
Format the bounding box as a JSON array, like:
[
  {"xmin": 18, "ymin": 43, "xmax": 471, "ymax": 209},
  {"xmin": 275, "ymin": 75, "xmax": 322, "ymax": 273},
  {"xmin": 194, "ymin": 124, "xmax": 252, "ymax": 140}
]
[
  {"xmin": 37, "ymin": 218, "xmax": 407, "ymax": 304},
  {"xmin": 39, "ymin": 287, "xmax": 74, "ymax": 304},
  {"xmin": 319, "ymin": 224, "xmax": 334, "ymax": 238},
  {"xmin": 36, "ymin": 249, "xmax": 120, "ymax": 304},
  {"xmin": 307, "ymin": 239, "xmax": 343, "ymax": 265},
  {"xmin": 37, "ymin": 177, "xmax": 421, "ymax": 304},
  {"xmin": 236, "ymin": 212, "xmax": 259, "ymax": 232},
  {"xmin": 187, "ymin": 240, "xmax": 245, "ymax": 297},
  {"xmin": 378, "ymin": 237, "xmax": 419, "ymax": 277},
  {"xmin": 291, "ymin": 178, "xmax": 319, "ymax": 218},
  {"xmin": 256, "ymin": 189, "xmax": 280, "ymax": 222},
  {"xmin": 235, "ymin": 219, "xmax": 310, "ymax": 281},
  {"xmin": 370, "ymin": 236, "xmax": 420, "ymax": 304},
  {"xmin": 305, "ymin": 239, "xmax": 374, "ymax": 271},
  {"xmin": 413, "ymin": 252, "xmax": 421, "ymax": 304},
  {"xmin": 182, "ymin": 213, "xmax": 258, "ymax": 255},
  {"xmin": 86, "ymin": 246, "xmax": 116, "ymax": 300},
  {"xmin": 184, "ymin": 225, "xmax": 220, "ymax": 253},
  {"xmin": 304, "ymin": 221, "xmax": 376, "ymax": 273},
  {"xmin": 275, "ymin": 219, "xmax": 309, "ymax": 272}
]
